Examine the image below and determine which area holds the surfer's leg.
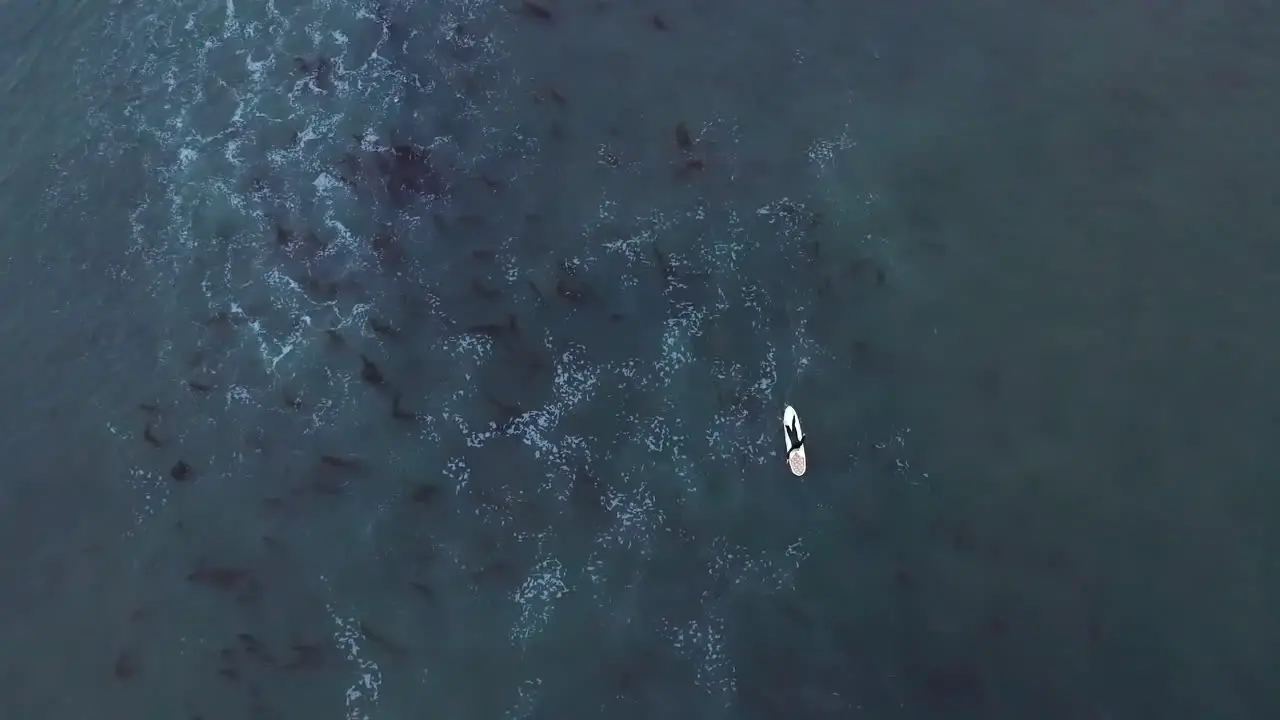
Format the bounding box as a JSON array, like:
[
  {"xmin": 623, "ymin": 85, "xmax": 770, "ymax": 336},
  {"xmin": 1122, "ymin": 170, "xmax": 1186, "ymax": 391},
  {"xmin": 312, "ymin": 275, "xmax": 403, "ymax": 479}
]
[
  {"xmin": 788, "ymin": 419, "xmax": 804, "ymax": 449},
  {"xmin": 785, "ymin": 424, "xmax": 801, "ymax": 452}
]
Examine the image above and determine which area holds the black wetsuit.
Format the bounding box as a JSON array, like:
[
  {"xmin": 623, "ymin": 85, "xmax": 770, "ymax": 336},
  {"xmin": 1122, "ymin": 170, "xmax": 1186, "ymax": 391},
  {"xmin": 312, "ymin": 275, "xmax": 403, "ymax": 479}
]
[{"xmin": 785, "ymin": 419, "xmax": 804, "ymax": 455}]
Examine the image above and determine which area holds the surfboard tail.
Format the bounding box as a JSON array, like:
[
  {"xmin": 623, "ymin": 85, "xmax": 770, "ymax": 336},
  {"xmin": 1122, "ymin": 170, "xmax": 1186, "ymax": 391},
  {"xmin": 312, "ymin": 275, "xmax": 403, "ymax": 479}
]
[{"xmin": 788, "ymin": 451, "xmax": 806, "ymax": 477}]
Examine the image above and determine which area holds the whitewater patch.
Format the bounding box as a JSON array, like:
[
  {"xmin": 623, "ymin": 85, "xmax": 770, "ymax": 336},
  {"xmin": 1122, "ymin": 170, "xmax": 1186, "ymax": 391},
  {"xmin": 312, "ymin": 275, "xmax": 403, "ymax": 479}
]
[
  {"xmin": 328, "ymin": 600, "xmax": 384, "ymax": 720},
  {"xmin": 512, "ymin": 554, "xmax": 569, "ymax": 643}
]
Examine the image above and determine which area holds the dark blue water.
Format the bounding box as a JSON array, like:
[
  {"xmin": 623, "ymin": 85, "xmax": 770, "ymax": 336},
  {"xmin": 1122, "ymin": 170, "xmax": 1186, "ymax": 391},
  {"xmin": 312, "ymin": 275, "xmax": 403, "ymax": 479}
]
[{"xmin": 2, "ymin": 0, "xmax": 1278, "ymax": 718}]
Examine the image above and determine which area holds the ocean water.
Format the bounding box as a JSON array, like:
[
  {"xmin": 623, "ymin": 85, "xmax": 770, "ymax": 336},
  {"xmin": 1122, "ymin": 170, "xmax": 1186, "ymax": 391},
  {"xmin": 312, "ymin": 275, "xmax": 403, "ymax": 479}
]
[{"xmin": 1, "ymin": 0, "xmax": 1278, "ymax": 718}]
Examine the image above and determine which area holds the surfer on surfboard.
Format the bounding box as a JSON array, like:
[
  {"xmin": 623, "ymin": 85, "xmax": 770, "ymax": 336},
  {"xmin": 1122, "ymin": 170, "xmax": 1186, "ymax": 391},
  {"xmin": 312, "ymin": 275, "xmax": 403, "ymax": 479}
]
[{"xmin": 783, "ymin": 405, "xmax": 806, "ymax": 476}]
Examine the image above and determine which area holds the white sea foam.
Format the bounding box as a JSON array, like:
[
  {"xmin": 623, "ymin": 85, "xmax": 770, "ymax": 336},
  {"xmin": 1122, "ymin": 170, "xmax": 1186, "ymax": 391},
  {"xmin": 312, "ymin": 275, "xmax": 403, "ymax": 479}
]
[
  {"xmin": 512, "ymin": 554, "xmax": 569, "ymax": 643},
  {"xmin": 328, "ymin": 601, "xmax": 383, "ymax": 720}
]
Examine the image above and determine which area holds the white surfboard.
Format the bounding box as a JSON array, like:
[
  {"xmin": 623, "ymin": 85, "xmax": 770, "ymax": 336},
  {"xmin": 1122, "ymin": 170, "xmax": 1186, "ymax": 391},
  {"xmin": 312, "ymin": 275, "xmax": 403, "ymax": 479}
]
[{"xmin": 782, "ymin": 405, "xmax": 806, "ymax": 476}]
